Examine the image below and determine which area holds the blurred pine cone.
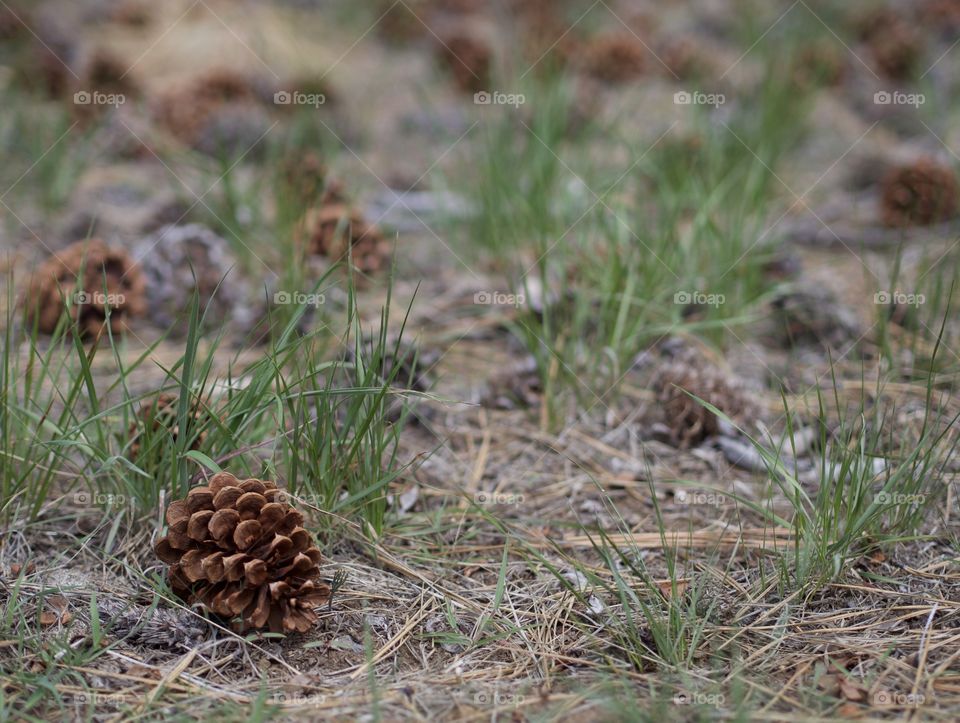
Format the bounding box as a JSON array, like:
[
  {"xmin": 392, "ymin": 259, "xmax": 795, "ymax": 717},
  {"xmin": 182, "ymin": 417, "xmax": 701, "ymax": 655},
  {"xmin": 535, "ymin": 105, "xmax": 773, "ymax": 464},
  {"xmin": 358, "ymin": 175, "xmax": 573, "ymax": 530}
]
[
  {"xmin": 651, "ymin": 353, "xmax": 749, "ymax": 448},
  {"xmin": 298, "ymin": 203, "xmax": 391, "ymax": 274},
  {"xmin": 155, "ymin": 472, "xmax": 330, "ymax": 633},
  {"xmin": 132, "ymin": 223, "xmax": 260, "ymax": 335},
  {"xmin": 71, "ymin": 48, "xmax": 138, "ymax": 122},
  {"xmin": 880, "ymin": 159, "xmax": 959, "ymax": 227},
  {"xmin": 581, "ymin": 33, "xmax": 647, "ymax": 83},
  {"xmin": 23, "ymin": 239, "xmax": 145, "ymax": 337},
  {"xmin": 437, "ymin": 31, "xmax": 491, "ymax": 94},
  {"xmin": 858, "ymin": 8, "xmax": 921, "ymax": 79},
  {"xmin": 154, "ymin": 69, "xmax": 265, "ymax": 147}
]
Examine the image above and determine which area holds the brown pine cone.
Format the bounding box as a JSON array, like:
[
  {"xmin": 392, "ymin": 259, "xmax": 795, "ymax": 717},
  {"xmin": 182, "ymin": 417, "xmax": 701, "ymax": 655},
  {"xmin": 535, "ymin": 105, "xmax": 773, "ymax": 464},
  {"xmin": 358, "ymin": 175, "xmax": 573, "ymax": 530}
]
[
  {"xmin": 23, "ymin": 239, "xmax": 146, "ymax": 337},
  {"xmin": 652, "ymin": 353, "xmax": 750, "ymax": 448},
  {"xmin": 858, "ymin": 8, "xmax": 921, "ymax": 80},
  {"xmin": 128, "ymin": 393, "xmax": 209, "ymax": 460},
  {"xmin": 437, "ymin": 31, "xmax": 491, "ymax": 94},
  {"xmin": 71, "ymin": 49, "xmax": 138, "ymax": 123},
  {"xmin": 82, "ymin": 49, "xmax": 136, "ymax": 96},
  {"xmin": 298, "ymin": 203, "xmax": 392, "ymax": 275},
  {"xmin": 581, "ymin": 33, "xmax": 647, "ymax": 83},
  {"xmin": 155, "ymin": 472, "xmax": 331, "ymax": 633},
  {"xmin": 880, "ymin": 159, "xmax": 959, "ymax": 227},
  {"xmin": 154, "ymin": 69, "xmax": 262, "ymax": 146}
]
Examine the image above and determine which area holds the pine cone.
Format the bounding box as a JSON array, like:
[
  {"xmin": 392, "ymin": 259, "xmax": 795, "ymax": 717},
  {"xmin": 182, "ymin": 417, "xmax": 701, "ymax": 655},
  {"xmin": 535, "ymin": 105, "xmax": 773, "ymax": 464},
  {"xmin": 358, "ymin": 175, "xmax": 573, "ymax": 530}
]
[
  {"xmin": 880, "ymin": 159, "xmax": 959, "ymax": 227},
  {"xmin": 581, "ymin": 33, "xmax": 647, "ymax": 83},
  {"xmin": 858, "ymin": 8, "xmax": 921, "ymax": 79},
  {"xmin": 298, "ymin": 203, "xmax": 392, "ymax": 274},
  {"xmin": 437, "ymin": 31, "xmax": 492, "ymax": 94},
  {"xmin": 23, "ymin": 239, "xmax": 146, "ymax": 337},
  {"xmin": 154, "ymin": 69, "xmax": 263, "ymax": 146},
  {"xmin": 155, "ymin": 472, "xmax": 331, "ymax": 633},
  {"xmin": 652, "ymin": 353, "xmax": 749, "ymax": 448},
  {"xmin": 132, "ymin": 223, "xmax": 260, "ymax": 335},
  {"xmin": 128, "ymin": 392, "xmax": 209, "ymax": 460},
  {"xmin": 71, "ymin": 49, "xmax": 138, "ymax": 123}
]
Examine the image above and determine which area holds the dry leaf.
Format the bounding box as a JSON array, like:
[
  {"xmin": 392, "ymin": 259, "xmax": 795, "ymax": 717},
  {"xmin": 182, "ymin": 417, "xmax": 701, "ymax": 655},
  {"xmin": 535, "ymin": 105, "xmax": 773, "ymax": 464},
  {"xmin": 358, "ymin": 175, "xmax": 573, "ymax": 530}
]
[{"xmin": 655, "ymin": 579, "xmax": 690, "ymax": 600}]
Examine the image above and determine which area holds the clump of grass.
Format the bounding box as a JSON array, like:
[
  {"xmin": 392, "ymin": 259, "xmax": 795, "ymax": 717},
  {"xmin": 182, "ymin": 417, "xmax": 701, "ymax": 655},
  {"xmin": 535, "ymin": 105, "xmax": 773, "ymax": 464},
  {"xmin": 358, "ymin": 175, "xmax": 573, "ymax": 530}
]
[
  {"xmin": 1, "ymin": 265, "xmax": 413, "ymax": 539},
  {"xmin": 712, "ymin": 352, "xmax": 960, "ymax": 588},
  {"xmin": 461, "ymin": 39, "xmax": 817, "ymax": 427}
]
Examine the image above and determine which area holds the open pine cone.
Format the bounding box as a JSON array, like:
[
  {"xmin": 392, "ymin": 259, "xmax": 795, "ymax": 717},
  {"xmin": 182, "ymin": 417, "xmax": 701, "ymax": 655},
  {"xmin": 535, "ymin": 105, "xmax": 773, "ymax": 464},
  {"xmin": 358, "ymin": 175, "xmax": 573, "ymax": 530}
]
[
  {"xmin": 880, "ymin": 159, "xmax": 959, "ymax": 227},
  {"xmin": 298, "ymin": 203, "xmax": 392, "ymax": 274},
  {"xmin": 651, "ymin": 353, "xmax": 750, "ymax": 448},
  {"xmin": 23, "ymin": 239, "xmax": 145, "ymax": 337},
  {"xmin": 155, "ymin": 472, "xmax": 331, "ymax": 633}
]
